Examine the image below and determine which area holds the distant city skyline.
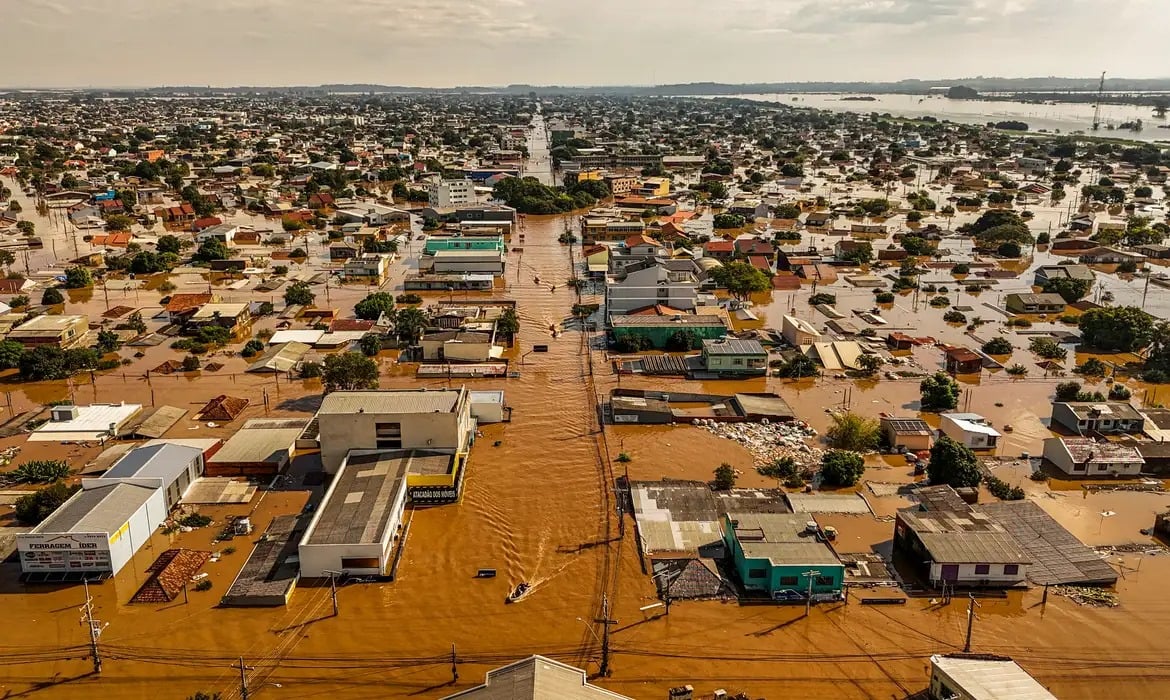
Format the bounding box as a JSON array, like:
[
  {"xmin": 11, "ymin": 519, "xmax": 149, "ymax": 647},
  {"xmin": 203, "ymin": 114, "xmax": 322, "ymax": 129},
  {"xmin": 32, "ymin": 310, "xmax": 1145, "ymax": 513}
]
[{"xmin": 3, "ymin": 0, "xmax": 1168, "ymax": 88}]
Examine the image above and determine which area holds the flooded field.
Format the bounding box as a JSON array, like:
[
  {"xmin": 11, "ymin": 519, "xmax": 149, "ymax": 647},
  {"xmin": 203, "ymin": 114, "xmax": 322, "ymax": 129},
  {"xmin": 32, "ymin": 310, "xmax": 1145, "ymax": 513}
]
[{"xmin": 0, "ymin": 210, "xmax": 1168, "ymax": 700}]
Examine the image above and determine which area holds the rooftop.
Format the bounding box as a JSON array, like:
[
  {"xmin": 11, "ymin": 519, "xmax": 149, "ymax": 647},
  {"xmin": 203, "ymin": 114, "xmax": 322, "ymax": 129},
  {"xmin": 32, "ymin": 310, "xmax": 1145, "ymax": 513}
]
[
  {"xmin": 899, "ymin": 507, "xmax": 1030, "ymax": 565},
  {"xmin": 610, "ymin": 314, "xmax": 728, "ymax": 328},
  {"xmin": 318, "ymin": 388, "xmax": 465, "ymax": 416},
  {"xmin": 1054, "ymin": 437, "xmax": 1144, "ymax": 464},
  {"xmin": 702, "ymin": 338, "xmax": 767, "ymax": 355},
  {"xmin": 930, "ymin": 654, "xmax": 1057, "ymax": 700},
  {"xmin": 302, "ymin": 451, "xmax": 437, "ymax": 546},
  {"xmin": 1056, "ymin": 401, "xmax": 1144, "ymax": 422},
  {"xmin": 33, "ymin": 481, "xmax": 157, "ymax": 535},
  {"xmin": 882, "ymin": 417, "xmax": 933, "ymax": 436},
  {"xmin": 443, "ymin": 655, "xmax": 632, "ymax": 700},
  {"xmin": 102, "ymin": 443, "xmax": 203, "ymax": 481},
  {"xmin": 207, "ymin": 419, "xmax": 305, "ymax": 465},
  {"xmin": 725, "ymin": 512, "xmax": 842, "ymax": 568},
  {"xmin": 9, "ymin": 314, "xmax": 86, "ymax": 334}
]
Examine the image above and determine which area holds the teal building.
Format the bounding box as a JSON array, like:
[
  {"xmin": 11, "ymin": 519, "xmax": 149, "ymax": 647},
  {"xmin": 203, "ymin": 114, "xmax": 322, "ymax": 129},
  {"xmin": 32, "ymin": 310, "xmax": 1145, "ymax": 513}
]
[{"xmin": 722, "ymin": 512, "xmax": 845, "ymax": 600}]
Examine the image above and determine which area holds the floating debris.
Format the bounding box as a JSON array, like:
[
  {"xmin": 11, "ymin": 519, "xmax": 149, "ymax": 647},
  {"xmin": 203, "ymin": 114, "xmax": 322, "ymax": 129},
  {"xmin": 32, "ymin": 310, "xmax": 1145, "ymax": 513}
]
[
  {"xmin": 1053, "ymin": 585, "xmax": 1119, "ymax": 608},
  {"xmin": 693, "ymin": 419, "xmax": 822, "ymax": 466}
]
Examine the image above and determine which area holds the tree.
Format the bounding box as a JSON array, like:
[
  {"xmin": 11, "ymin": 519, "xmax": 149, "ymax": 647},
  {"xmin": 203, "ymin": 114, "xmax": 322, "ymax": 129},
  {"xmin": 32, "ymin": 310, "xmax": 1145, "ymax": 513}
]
[
  {"xmin": 981, "ymin": 337, "xmax": 1013, "ymax": 355},
  {"xmin": 156, "ymin": 234, "xmax": 182, "ymax": 255},
  {"xmin": 926, "ymin": 436, "xmax": 982, "ymax": 488},
  {"xmin": 900, "ymin": 236, "xmax": 934, "ymax": 256},
  {"xmin": 240, "ymin": 339, "xmax": 264, "ymax": 357},
  {"xmin": 496, "ymin": 307, "xmax": 520, "ymax": 336},
  {"xmin": 665, "ymin": 330, "xmax": 699, "ymax": 351},
  {"xmin": 41, "ymin": 287, "xmax": 64, "ymax": 305},
  {"xmin": 322, "ymin": 352, "xmax": 379, "ymax": 392},
  {"xmin": 105, "ymin": 214, "xmax": 135, "ymax": 231},
  {"xmin": 1079, "ymin": 306, "xmax": 1155, "ymax": 352},
  {"xmin": 181, "ymin": 354, "xmax": 201, "ymax": 372},
  {"xmin": 776, "ymin": 353, "xmax": 819, "ymax": 378},
  {"xmin": 826, "ymin": 412, "xmax": 881, "ymax": 451},
  {"xmin": 193, "ymin": 238, "xmax": 230, "ymax": 262},
  {"xmin": 359, "ymin": 332, "xmax": 383, "ymax": 357},
  {"xmin": 0, "ymin": 250, "xmax": 15, "ymax": 273},
  {"xmin": 354, "ymin": 292, "xmax": 396, "ymax": 321},
  {"xmin": 1029, "ymin": 337, "xmax": 1067, "ymax": 360},
  {"xmin": 1041, "ymin": 277, "xmax": 1091, "ymax": 303},
  {"xmin": 15, "ymin": 220, "xmax": 34, "ymax": 236},
  {"xmin": 839, "ymin": 241, "xmax": 874, "ymax": 265},
  {"xmin": 713, "ymin": 463, "xmax": 736, "ymax": 490},
  {"xmin": 713, "ymin": 213, "xmax": 746, "ymax": 229},
  {"xmin": 709, "ymin": 261, "xmax": 771, "ymax": 300},
  {"xmin": 920, "ymin": 371, "xmax": 960, "ymax": 411},
  {"xmin": 0, "ymin": 339, "xmax": 23, "ymax": 369},
  {"xmin": 856, "ymin": 353, "xmax": 883, "ymax": 376},
  {"xmin": 64, "ymin": 267, "xmax": 92, "ymax": 289},
  {"xmin": 774, "ymin": 202, "xmax": 801, "ymax": 219},
  {"xmin": 95, "ymin": 330, "xmax": 121, "ymax": 354},
  {"xmin": 758, "ymin": 456, "xmax": 799, "ymax": 480},
  {"xmin": 394, "ymin": 307, "xmax": 428, "ymax": 344},
  {"xmin": 283, "ymin": 281, "xmax": 315, "ymax": 306},
  {"xmin": 19, "ymin": 347, "xmax": 68, "ymax": 381},
  {"xmin": 1055, "ymin": 381, "xmax": 1085, "ymax": 402},
  {"xmin": 820, "ymin": 450, "xmax": 865, "ymax": 487},
  {"xmin": 14, "ymin": 483, "xmax": 81, "ymax": 525}
]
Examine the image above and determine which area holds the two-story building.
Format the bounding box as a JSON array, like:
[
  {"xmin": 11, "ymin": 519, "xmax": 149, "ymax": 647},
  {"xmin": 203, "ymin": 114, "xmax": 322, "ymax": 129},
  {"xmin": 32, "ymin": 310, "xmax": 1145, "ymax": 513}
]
[
  {"xmin": 7, "ymin": 314, "xmax": 89, "ymax": 349},
  {"xmin": 605, "ymin": 260, "xmax": 701, "ymax": 317},
  {"xmin": 722, "ymin": 512, "xmax": 845, "ymax": 601},
  {"xmin": 701, "ymin": 338, "xmax": 768, "ymax": 376},
  {"xmin": 342, "ymin": 253, "xmax": 394, "ymax": 286},
  {"xmin": 1050, "ymin": 401, "xmax": 1145, "ymax": 435},
  {"xmin": 1042, "ymin": 437, "xmax": 1145, "ymax": 477}
]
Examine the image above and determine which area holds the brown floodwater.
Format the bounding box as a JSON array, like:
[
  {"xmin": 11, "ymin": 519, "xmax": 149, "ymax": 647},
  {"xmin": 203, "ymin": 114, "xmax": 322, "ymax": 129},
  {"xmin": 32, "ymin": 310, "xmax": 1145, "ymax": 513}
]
[{"xmin": 4, "ymin": 211, "xmax": 1170, "ymax": 699}]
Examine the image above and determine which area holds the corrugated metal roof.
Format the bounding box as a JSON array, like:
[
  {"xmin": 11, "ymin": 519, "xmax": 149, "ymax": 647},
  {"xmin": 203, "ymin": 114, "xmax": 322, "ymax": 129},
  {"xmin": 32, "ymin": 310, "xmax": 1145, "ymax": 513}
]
[
  {"xmin": 931, "ymin": 655, "xmax": 1057, "ymax": 700},
  {"xmin": 103, "ymin": 443, "xmax": 202, "ymax": 481},
  {"xmin": 727, "ymin": 512, "xmax": 842, "ymax": 567},
  {"xmin": 318, "ymin": 389, "xmax": 463, "ymax": 415},
  {"xmin": 33, "ymin": 482, "xmax": 156, "ymax": 535}
]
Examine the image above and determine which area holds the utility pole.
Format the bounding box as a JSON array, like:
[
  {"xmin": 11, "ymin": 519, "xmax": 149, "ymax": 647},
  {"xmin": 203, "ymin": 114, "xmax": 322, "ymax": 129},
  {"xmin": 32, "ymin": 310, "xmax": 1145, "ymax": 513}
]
[
  {"xmin": 450, "ymin": 643, "xmax": 459, "ymax": 683},
  {"xmin": 803, "ymin": 569, "xmax": 821, "ymax": 617},
  {"xmin": 234, "ymin": 656, "xmax": 253, "ymax": 700},
  {"xmin": 963, "ymin": 594, "xmax": 980, "ymax": 653},
  {"xmin": 324, "ymin": 569, "xmax": 341, "ymax": 616},
  {"xmin": 594, "ymin": 593, "xmax": 617, "ymax": 677},
  {"xmin": 80, "ymin": 579, "xmax": 106, "ymax": 674}
]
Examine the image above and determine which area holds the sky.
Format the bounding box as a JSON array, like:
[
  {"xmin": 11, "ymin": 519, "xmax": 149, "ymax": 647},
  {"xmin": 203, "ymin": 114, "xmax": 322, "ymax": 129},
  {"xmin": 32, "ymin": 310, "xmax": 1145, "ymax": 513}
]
[{"xmin": 3, "ymin": 0, "xmax": 1168, "ymax": 88}]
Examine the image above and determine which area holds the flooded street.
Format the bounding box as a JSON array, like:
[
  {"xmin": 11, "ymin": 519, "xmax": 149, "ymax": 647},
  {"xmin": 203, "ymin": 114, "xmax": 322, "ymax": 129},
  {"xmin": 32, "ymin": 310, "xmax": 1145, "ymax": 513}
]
[{"xmin": 1, "ymin": 208, "xmax": 1169, "ymax": 699}]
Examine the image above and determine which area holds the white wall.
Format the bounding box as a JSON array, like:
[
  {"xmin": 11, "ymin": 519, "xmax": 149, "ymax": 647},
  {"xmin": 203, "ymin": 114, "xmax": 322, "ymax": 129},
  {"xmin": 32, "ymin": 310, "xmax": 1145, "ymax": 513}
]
[
  {"xmin": 928, "ymin": 561, "xmax": 1026, "ymax": 586},
  {"xmin": 318, "ymin": 398, "xmax": 473, "ymax": 473}
]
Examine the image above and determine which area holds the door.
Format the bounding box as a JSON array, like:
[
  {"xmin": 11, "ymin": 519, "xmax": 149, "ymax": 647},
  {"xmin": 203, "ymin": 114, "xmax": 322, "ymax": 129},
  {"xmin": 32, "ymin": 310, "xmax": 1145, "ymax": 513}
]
[{"xmin": 940, "ymin": 564, "xmax": 960, "ymax": 582}]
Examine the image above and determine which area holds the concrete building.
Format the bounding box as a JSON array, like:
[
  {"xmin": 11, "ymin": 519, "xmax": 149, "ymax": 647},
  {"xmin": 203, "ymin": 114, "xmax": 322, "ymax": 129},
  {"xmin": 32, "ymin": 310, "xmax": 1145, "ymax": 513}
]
[
  {"xmin": 205, "ymin": 419, "xmax": 303, "ymax": 477},
  {"xmin": 423, "ymin": 236, "xmax": 505, "ymax": 255},
  {"xmin": 342, "ymin": 253, "xmax": 393, "ymax": 285},
  {"xmin": 8, "ymin": 314, "xmax": 89, "ymax": 349},
  {"xmin": 1004, "ymin": 293, "xmax": 1066, "ymax": 315},
  {"xmin": 880, "ymin": 417, "xmax": 934, "ymax": 452},
  {"xmin": 334, "ymin": 204, "xmax": 410, "ymax": 227},
  {"xmin": 1042, "ymin": 437, "xmax": 1145, "ymax": 477},
  {"xmin": 929, "ymin": 654, "xmax": 1057, "ymax": 700},
  {"xmin": 419, "ymin": 330, "xmax": 500, "ymax": 363},
  {"xmin": 195, "ymin": 223, "xmax": 240, "ymax": 245},
  {"xmin": 17, "ymin": 480, "xmax": 166, "ymax": 580},
  {"xmin": 101, "ymin": 443, "xmax": 204, "ymax": 510},
  {"xmin": 30, "ymin": 403, "xmax": 144, "ymax": 443},
  {"xmin": 894, "ymin": 491, "xmax": 1030, "ymax": 588},
  {"xmin": 1034, "ymin": 264, "xmax": 1094, "ymax": 286},
  {"xmin": 316, "ymin": 388, "xmax": 475, "ymax": 474},
  {"xmin": 187, "ymin": 303, "xmax": 251, "ymax": 334},
  {"xmin": 781, "ymin": 315, "xmax": 821, "ymax": 346},
  {"xmin": 701, "ymin": 338, "xmax": 767, "ymax": 376},
  {"xmin": 609, "ymin": 314, "xmax": 728, "ymax": 349},
  {"xmin": 722, "ymin": 512, "xmax": 845, "ymax": 600},
  {"xmin": 298, "ymin": 451, "xmax": 413, "ymax": 578},
  {"xmin": 1050, "ymin": 401, "xmax": 1145, "ymax": 435},
  {"xmin": 605, "ymin": 260, "xmax": 701, "ymax": 316},
  {"xmin": 428, "ymin": 179, "xmax": 476, "ymax": 208},
  {"xmin": 443, "ymin": 655, "xmax": 632, "ymax": 700},
  {"xmin": 428, "ymin": 249, "xmax": 506, "ymax": 275},
  {"xmin": 940, "ymin": 413, "xmax": 1001, "ymax": 450}
]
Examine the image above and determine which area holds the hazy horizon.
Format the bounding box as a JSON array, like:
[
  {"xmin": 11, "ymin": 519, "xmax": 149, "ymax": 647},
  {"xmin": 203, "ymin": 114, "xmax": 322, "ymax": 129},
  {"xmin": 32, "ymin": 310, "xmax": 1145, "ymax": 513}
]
[{"xmin": 4, "ymin": 0, "xmax": 1168, "ymax": 89}]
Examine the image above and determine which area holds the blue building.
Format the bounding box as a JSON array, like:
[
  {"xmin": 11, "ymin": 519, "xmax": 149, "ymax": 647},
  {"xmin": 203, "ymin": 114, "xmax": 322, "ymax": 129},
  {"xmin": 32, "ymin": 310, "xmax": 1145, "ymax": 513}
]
[{"xmin": 722, "ymin": 512, "xmax": 845, "ymax": 601}]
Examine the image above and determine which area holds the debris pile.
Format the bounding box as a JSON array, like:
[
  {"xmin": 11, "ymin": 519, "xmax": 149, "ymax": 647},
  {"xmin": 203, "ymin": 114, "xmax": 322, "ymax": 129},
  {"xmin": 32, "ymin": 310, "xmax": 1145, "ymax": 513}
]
[
  {"xmin": 1053, "ymin": 585, "xmax": 1119, "ymax": 608},
  {"xmin": 694, "ymin": 419, "xmax": 822, "ymax": 465}
]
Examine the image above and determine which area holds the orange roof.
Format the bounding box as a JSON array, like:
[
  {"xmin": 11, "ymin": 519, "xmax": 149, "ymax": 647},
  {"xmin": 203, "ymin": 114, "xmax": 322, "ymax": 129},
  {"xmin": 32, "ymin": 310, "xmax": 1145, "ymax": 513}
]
[
  {"xmin": 624, "ymin": 234, "xmax": 660, "ymax": 248},
  {"xmin": 165, "ymin": 293, "xmax": 213, "ymax": 313}
]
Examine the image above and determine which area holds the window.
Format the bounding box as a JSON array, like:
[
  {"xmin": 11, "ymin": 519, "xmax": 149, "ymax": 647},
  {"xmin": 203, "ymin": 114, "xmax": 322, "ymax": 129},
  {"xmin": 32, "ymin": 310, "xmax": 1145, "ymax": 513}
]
[
  {"xmin": 974, "ymin": 564, "xmax": 990, "ymax": 575},
  {"xmin": 1097, "ymin": 465, "xmax": 1108, "ymax": 472},
  {"xmin": 779, "ymin": 576, "xmax": 798, "ymax": 586},
  {"xmin": 375, "ymin": 422, "xmax": 402, "ymax": 449},
  {"xmin": 1073, "ymin": 464, "xmax": 1086, "ymax": 471},
  {"xmin": 733, "ymin": 358, "xmax": 744, "ymax": 366},
  {"xmin": 748, "ymin": 569, "xmax": 767, "ymax": 579},
  {"xmin": 1003, "ymin": 564, "xmax": 1019, "ymax": 575},
  {"xmin": 815, "ymin": 576, "xmax": 833, "ymax": 586}
]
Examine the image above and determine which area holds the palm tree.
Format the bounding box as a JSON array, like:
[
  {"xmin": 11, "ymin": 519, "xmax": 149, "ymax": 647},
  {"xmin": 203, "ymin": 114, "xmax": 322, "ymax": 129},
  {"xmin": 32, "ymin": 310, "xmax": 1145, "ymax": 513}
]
[{"xmin": 394, "ymin": 307, "xmax": 428, "ymax": 345}]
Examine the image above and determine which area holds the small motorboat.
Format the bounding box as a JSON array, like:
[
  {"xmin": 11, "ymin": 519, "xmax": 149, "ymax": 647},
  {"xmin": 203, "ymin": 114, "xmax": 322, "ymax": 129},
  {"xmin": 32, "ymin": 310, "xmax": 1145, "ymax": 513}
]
[{"xmin": 506, "ymin": 582, "xmax": 531, "ymax": 604}]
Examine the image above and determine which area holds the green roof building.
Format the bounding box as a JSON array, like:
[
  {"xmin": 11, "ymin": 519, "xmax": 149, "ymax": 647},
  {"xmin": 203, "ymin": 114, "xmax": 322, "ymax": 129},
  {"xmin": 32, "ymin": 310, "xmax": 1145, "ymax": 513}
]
[{"xmin": 610, "ymin": 314, "xmax": 728, "ymax": 349}]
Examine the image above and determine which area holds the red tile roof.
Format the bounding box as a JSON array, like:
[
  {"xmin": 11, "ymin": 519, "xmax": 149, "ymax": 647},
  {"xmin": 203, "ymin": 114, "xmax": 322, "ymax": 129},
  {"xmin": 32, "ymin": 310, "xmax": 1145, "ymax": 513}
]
[{"xmin": 165, "ymin": 293, "xmax": 213, "ymax": 313}]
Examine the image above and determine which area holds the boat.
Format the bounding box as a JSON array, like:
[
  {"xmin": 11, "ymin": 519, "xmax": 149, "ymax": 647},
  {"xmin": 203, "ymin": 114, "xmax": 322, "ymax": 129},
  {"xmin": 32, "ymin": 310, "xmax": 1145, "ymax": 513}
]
[{"xmin": 506, "ymin": 582, "xmax": 531, "ymax": 603}]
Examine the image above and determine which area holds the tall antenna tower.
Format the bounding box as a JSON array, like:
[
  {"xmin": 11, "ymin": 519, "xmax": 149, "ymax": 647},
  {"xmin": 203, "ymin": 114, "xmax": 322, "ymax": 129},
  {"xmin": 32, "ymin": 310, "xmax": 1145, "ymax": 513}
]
[{"xmin": 1092, "ymin": 71, "xmax": 1106, "ymax": 130}]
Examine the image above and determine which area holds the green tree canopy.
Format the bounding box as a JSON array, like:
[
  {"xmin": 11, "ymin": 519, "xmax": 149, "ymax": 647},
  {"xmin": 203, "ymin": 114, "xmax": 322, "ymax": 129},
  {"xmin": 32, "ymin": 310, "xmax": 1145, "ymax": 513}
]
[
  {"xmin": 1078, "ymin": 306, "xmax": 1155, "ymax": 352},
  {"xmin": 710, "ymin": 260, "xmax": 771, "ymax": 300},
  {"xmin": 283, "ymin": 281, "xmax": 315, "ymax": 307},
  {"xmin": 926, "ymin": 436, "xmax": 982, "ymax": 488},
  {"xmin": 713, "ymin": 463, "xmax": 736, "ymax": 490},
  {"xmin": 1042, "ymin": 276, "xmax": 1092, "ymax": 303},
  {"xmin": 354, "ymin": 292, "xmax": 396, "ymax": 321},
  {"xmin": 322, "ymin": 352, "xmax": 379, "ymax": 392},
  {"xmin": 826, "ymin": 412, "xmax": 881, "ymax": 452},
  {"xmin": 920, "ymin": 371, "xmax": 960, "ymax": 411},
  {"xmin": 820, "ymin": 450, "xmax": 866, "ymax": 487}
]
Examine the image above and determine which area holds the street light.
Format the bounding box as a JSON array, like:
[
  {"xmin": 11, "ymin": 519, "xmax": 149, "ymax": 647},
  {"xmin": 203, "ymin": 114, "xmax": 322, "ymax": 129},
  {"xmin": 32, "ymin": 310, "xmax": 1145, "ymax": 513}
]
[
  {"xmin": 575, "ymin": 617, "xmax": 604, "ymax": 646},
  {"xmin": 803, "ymin": 569, "xmax": 821, "ymax": 617}
]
